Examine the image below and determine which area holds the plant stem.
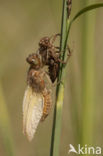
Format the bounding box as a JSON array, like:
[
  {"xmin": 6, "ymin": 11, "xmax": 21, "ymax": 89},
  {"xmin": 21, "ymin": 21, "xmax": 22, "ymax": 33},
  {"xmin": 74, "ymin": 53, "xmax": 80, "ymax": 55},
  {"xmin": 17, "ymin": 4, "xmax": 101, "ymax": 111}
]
[
  {"xmin": 81, "ymin": 0, "xmax": 96, "ymax": 149},
  {"xmin": 50, "ymin": 1, "xmax": 102, "ymax": 155},
  {"xmin": 50, "ymin": 0, "xmax": 71, "ymax": 156}
]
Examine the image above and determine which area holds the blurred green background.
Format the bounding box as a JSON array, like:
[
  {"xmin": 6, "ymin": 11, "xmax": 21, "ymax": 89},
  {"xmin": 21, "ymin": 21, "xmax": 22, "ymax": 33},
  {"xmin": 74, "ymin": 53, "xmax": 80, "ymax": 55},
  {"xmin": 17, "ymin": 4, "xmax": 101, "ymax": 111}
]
[{"xmin": 0, "ymin": 0, "xmax": 103, "ymax": 156}]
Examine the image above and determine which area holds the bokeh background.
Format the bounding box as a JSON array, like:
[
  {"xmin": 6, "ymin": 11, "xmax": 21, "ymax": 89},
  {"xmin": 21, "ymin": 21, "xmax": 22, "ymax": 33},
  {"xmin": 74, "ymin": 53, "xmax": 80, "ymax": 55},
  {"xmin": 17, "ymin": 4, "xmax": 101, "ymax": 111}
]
[{"xmin": 0, "ymin": 0, "xmax": 103, "ymax": 156}]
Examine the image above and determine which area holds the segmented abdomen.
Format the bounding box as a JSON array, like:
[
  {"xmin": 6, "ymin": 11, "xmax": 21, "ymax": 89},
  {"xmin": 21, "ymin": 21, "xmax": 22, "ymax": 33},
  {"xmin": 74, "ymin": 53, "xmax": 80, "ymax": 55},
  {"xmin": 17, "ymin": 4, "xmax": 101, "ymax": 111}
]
[
  {"xmin": 41, "ymin": 88, "xmax": 52, "ymax": 121},
  {"xmin": 48, "ymin": 61, "xmax": 59, "ymax": 83}
]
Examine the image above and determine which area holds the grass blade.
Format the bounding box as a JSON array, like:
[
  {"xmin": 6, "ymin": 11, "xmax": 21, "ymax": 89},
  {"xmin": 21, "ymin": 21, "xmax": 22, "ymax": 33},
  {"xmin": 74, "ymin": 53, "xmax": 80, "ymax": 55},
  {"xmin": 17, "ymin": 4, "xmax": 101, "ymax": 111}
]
[
  {"xmin": 71, "ymin": 3, "xmax": 103, "ymax": 23},
  {"xmin": 50, "ymin": 0, "xmax": 69, "ymax": 156},
  {"xmin": 66, "ymin": 3, "xmax": 103, "ymax": 39},
  {"xmin": 81, "ymin": 1, "xmax": 96, "ymax": 150}
]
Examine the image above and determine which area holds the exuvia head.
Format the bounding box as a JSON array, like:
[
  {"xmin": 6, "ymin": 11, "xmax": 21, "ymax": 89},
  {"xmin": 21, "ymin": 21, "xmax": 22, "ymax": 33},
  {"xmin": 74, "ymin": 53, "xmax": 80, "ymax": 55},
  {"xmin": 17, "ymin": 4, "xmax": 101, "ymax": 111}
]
[{"xmin": 39, "ymin": 37, "xmax": 50, "ymax": 49}]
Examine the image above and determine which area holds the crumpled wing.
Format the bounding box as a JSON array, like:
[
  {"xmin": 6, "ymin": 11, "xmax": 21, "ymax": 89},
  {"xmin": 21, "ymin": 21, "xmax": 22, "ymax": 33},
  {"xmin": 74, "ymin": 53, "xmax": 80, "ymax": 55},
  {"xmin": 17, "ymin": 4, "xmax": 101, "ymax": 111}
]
[
  {"xmin": 23, "ymin": 86, "xmax": 32, "ymax": 135},
  {"xmin": 23, "ymin": 86, "xmax": 44, "ymax": 141}
]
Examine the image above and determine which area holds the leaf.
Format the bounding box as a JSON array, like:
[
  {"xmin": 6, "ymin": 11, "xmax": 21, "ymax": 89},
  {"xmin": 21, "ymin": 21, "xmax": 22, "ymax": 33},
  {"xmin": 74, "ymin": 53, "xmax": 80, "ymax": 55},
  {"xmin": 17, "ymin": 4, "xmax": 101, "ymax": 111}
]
[
  {"xmin": 66, "ymin": 3, "xmax": 103, "ymax": 41},
  {"xmin": 71, "ymin": 3, "xmax": 103, "ymax": 23}
]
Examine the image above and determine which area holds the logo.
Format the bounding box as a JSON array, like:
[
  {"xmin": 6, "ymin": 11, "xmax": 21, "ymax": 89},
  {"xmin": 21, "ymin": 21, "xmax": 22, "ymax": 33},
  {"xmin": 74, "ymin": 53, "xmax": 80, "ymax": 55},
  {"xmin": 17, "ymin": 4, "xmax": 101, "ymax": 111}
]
[{"xmin": 68, "ymin": 144, "xmax": 102, "ymax": 155}]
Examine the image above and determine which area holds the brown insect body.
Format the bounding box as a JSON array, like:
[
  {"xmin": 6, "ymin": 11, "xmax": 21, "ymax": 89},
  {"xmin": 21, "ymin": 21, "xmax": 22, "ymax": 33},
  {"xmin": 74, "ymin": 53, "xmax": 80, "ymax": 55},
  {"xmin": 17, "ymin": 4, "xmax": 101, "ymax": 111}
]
[
  {"xmin": 23, "ymin": 34, "xmax": 68, "ymax": 140},
  {"xmin": 26, "ymin": 52, "xmax": 52, "ymax": 121},
  {"xmin": 38, "ymin": 35, "xmax": 72, "ymax": 83},
  {"xmin": 26, "ymin": 53, "xmax": 45, "ymax": 91},
  {"xmin": 24, "ymin": 34, "xmax": 71, "ymax": 136},
  {"xmin": 47, "ymin": 55, "xmax": 59, "ymax": 83},
  {"xmin": 38, "ymin": 35, "xmax": 61, "ymax": 83},
  {"xmin": 27, "ymin": 68, "xmax": 45, "ymax": 92},
  {"xmin": 39, "ymin": 36, "xmax": 53, "ymax": 65}
]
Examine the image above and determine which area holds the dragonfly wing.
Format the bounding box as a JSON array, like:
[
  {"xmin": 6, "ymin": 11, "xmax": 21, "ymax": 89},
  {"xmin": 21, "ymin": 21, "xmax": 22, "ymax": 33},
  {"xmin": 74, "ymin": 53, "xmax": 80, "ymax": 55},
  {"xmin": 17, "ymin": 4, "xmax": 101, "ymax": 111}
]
[
  {"xmin": 23, "ymin": 86, "xmax": 32, "ymax": 135},
  {"xmin": 23, "ymin": 86, "xmax": 44, "ymax": 141}
]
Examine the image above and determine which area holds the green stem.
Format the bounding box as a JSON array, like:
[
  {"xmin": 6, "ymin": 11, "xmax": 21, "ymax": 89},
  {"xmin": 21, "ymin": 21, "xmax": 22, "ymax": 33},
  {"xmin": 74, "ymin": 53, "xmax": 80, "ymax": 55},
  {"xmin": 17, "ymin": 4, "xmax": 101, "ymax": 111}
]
[
  {"xmin": 50, "ymin": 0, "xmax": 71, "ymax": 156},
  {"xmin": 81, "ymin": 0, "xmax": 96, "ymax": 150},
  {"xmin": 50, "ymin": 1, "xmax": 102, "ymax": 156}
]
